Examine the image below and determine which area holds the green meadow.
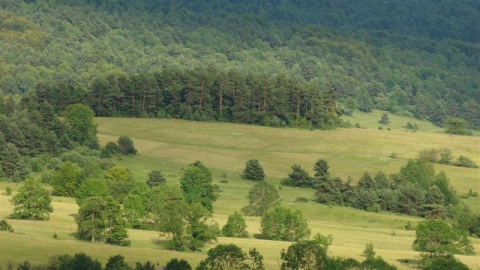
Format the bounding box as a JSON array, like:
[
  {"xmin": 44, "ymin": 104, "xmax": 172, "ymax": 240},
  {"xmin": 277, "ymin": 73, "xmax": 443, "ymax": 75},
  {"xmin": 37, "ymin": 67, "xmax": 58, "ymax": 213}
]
[{"xmin": 1, "ymin": 112, "xmax": 479, "ymax": 269}]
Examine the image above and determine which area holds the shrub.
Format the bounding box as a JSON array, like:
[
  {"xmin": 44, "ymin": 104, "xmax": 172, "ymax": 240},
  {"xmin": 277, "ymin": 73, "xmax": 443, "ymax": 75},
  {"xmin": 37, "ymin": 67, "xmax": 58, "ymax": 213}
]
[
  {"xmin": 0, "ymin": 219, "xmax": 14, "ymax": 232},
  {"xmin": 454, "ymin": 155, "xmax": 478, "ymax": 168},
  {"xmin": 5, "ymin": 186, "xmax": 12, "ymax": 195},
  {"xmin": 295, "ymin": 197, "xmax": 309, "ymax": 203},
  {"xmin": 165, "ymin": 258, "xmax": 191, "ymax": 270},
  {"xmin": 242, "ymin": 159, "xmax": 265, "ymax": 181},
  {"xmin": 117, "ymin": 136, "xmax": 137, "ymax": 155}
]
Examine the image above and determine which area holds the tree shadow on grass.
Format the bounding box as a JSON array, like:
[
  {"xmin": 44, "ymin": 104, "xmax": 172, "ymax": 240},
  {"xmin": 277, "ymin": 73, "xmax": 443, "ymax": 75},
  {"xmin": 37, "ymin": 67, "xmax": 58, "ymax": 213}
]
[{"xmin": 397, "ymin": 258, "xmax": 422, "ymax": 269}]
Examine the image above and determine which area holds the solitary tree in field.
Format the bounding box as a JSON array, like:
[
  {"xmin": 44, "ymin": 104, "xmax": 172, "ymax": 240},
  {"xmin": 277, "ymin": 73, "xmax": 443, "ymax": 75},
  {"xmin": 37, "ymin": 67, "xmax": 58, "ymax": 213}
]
[
  {"xmin": 242, "ymin": 181, "xmax": 280, "ymax": 216},
  {"xmin": 10, "ymin": 179, "xmax": 53, "ymax": 220},
  {"xmin": 261, "ymin": 206, "xmax": 311, "ymax": 241},
  {"xmin": 117, "ymin": 136, "xmax": 137, "ymax": 155},
  {"xmin": 379, "ymin": 113, "xmax": 390, "ymax": 125},
  {"xmin": 222, "ymin": 211, "xmax": 248, "ymax": 238},
  {"xmin": 242, "ymin": 159, "xmax": 265, "ymax": 181}
]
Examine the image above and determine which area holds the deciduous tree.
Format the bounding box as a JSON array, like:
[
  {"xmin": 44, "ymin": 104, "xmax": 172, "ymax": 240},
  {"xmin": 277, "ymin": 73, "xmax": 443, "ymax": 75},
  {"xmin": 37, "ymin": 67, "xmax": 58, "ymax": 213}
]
[
  {"xmin": 222, "ymin": 211, "xmax": 248, "ymax": 238},
  {"xmin": 10, "ymin": 179, "xmax": 53, "ymax": 220},
  {"xmin": 180, "ymin": 162, "xmax": 217, "ymax": 212},
  {"xmin": 261, "ymin": 206, "xmax": 311, "ymax": 241},
  {"xmin": 242, "ymin": 181, "xmax": 280, "ymax": 216}
]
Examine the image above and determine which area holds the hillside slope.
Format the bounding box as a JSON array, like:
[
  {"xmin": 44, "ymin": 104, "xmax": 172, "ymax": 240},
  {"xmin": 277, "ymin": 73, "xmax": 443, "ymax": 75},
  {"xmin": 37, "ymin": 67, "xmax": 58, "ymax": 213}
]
[{"xmin": 1, "ymin": 0, "xmax": 479, "ymax": 128}]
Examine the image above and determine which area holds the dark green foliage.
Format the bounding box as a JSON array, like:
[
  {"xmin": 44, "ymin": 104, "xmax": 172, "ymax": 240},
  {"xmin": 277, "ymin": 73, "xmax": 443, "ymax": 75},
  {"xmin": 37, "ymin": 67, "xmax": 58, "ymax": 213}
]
[
  {"xmin": 363, "ymin": 243, "xmax": 376, "ymax": 260},
  {"xmin": 0, "ymin": 219, "xmax": 14, "ymax": 232},
  {"xmin": 165, "ymin": 259, "xmax": 191, "ymax": 270},
  {"xmin": 282, "ymin": 164, "xmax": 313, "ymax": 188},
  {"xmin": 399, "ymin": 159, "xmax": 435, "ymax": 189},
  {"xmin": 63, "ymin": 104, "xmax": 98, "ymax": 147},
  {"xmin": 146, "ymin": 169, "xmax": 166, "ymax": 188},
  {"xmin": 260, "ymin": 206, "xmax": 310, "ymax": 241},
  {"xmin": 2, "ymin": 0, "xmax": 480, "ymax": 129},
  {"xmin": 242, "ymin": 159, "xmax": 265, "ymax": 181},
  {"xmin": 101, "ymin": 142, "xmax": 120, "ymax": 158},
  {"xmin": 316, "ymin": 177, "xmax": 350, "ymax": 206},
  {"xmin": 313, "ymin": 159, "xmax": 330, "ymax": 180},
  {"xmin": 51, "ymin": 161, "xmax": 81, "ymax": 197},
  {"xmin": 313, "ymin": 158, "xmax": 460, "ymax": 218},
  {"xmin": 351, "ymin": 188, "xmax": 379, "ymax": 211},
  {"xmin": 75, "ymin": 178, "xmax": 109, "ymax": 206},
  {"xmin": 117, "ymin": 136, "xmax": 137, "ymax": 155},
  {"xmin": 105, "ymin": 255, "xmax": 131, "ymax": 270},
  {"xmin": 454, "ymin": 156, "xmax": 478, "ymax": 168},
  {"xmin": 422, "ymin": 255, "xmax": 470, "ymax": 270},
  {"xmin": 16, "ymin": 260, "xmax": 31, "ymax": 270},
  {"xmin": 146, "ymin": 185, "xmax": 219, "ymax": 251},
  {"xmin": 222, "ymin": 211, "xmax": 248, "ymax": 238},
  {"xmin": 0, "ymin": 143, "xmax": 29, "ymax": 182},
  {"xmin": 280, "ymin": 234, "xmax": 332, "ymax": 270},
  {"xmin": 379, "ymin": 113, "xmax": 390, "ymax": 125},
  {"xmin": 5, "ymin": 186, "xmax": 12, "ymax": 195},
  {"xmin": 10, "ymin": 179, "xmax": 53, "ymax": 220},
  {"xmin": 75, "ymin": 196, "xmax": 129, "ymax": 245},
  {"xmin": 413, "ymin": 219, "xmax": 474, "ymax": 256},
  {"xmin": 357, "ymin": 172, "xmax": 376, "ymax": 189},
  {"xmin": 180, "ymin": 162, "xmax": 218, "ymax": 212},
  {"xmin": 242, "ymin": 181, "xmax": 280, "ymax": 216},
  {"xmin": 134, "ymin": 261, "xmax": 156, "ymax": 270},
  {"xmin": 75, "ymin": 196, "xmax": 107, "ymax": 243},
  {"xmin": 196, "ymin": 244, "xmax": 264, "ymax": 270},
  {"xmin": 47, "ymin": 252, "xmax": 102, "ymax": 270},
  {"xmin": 105, "ymin": 166, "xmax": 135, "ymax": 203},
  {"xmin": 444, "ymin": 117, "xmax": 471, "ymax": 135},
  {"xmin": 359, "ymin": 257, "xmax": 398, "ymax": 270},
  {"xmin": 452, "ymin": 205, "xmax": 480, "ymax": 238}
]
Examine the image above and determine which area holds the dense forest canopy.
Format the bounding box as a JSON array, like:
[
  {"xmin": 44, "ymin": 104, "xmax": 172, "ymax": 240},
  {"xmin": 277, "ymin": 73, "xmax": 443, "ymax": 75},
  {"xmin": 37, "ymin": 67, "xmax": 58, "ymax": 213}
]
[{"xmin": 1, "ymin": 0, "xmax": 479, "ymax": 128}]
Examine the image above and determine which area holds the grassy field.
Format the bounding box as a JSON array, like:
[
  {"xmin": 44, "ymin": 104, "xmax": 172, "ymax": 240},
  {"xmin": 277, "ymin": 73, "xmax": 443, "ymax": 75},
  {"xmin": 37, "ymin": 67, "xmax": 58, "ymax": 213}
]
[{"xmin": 1, "ymin": 112, "xmax": 479, "ymax": 269}]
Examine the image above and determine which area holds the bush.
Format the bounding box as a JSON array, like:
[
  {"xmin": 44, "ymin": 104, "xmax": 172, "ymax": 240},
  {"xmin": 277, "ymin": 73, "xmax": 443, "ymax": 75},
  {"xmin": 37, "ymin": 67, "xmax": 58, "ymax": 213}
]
[
  {"xmin": 422, "ymin": 255, "xmax": 469, "ymax": 270},
  {"xmin": 117, "ymin": 136, "xmax": 137, "ymax": 155},
  {"xmin": 454, "ymin": 155, "xmax": 478, "ymax": 168},
  {"xmin": 295, "ymin": 197, "xmax": 309, "ymax": 203},
  {"xmin": 242, "ymin": 159, "xmax": 265, "ymax": 181},
  {"xmin": 5, "ymin": 186, "xmax": 12, "ymax": 195},
  {"xmin": 165, "ymin": 258, "xmax": 191, "ymax": 270},
  {"xmin": 0, "ymin": 219, "xmax": 14, "ymax": 232}
]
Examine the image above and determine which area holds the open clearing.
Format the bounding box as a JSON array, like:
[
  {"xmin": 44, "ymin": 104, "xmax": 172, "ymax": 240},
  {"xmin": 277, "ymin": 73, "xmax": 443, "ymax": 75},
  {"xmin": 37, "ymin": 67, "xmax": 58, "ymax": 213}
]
[{"xmin": 1, "ymin": 113, "xmax": 479, "ymax": 269}]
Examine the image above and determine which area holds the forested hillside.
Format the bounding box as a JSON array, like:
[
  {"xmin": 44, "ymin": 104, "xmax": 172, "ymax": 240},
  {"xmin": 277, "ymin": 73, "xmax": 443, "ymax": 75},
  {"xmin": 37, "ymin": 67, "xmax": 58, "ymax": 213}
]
[{"xmin": 1, "ymin": 0, "xmax": 479, "ymax": 128}]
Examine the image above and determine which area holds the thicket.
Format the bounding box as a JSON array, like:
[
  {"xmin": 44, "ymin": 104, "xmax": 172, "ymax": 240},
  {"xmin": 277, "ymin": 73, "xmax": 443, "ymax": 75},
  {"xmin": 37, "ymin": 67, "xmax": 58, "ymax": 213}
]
[{"xmin": 1, "ymin": 0, "xmax": 479, "ymax": 129}]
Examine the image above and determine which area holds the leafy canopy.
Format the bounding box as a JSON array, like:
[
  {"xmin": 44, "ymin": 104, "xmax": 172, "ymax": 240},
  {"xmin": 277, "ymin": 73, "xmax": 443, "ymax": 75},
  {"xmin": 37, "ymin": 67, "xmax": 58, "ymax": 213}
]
[{"xmin": 10, "ymin": 179, "xmax": 53, "ymax": 220}]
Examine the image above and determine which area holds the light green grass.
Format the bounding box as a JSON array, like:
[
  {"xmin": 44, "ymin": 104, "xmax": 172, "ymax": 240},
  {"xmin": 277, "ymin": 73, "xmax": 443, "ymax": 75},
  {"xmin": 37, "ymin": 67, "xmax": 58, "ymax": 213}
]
[{"xmin": 1, "ymin": 114, "xmax": 479, "ymax": 269}]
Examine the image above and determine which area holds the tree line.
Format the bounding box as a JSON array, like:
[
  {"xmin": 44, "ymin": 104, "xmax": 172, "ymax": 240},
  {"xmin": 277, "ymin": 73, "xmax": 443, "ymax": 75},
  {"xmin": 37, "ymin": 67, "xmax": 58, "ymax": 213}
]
[
  {"xmin": 34, "ymin": 68, "xmax": 341, "ymax": 129},
  {"xmin": 1, "ymin": 0, "xmax": 479, "ymax": 129}
]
